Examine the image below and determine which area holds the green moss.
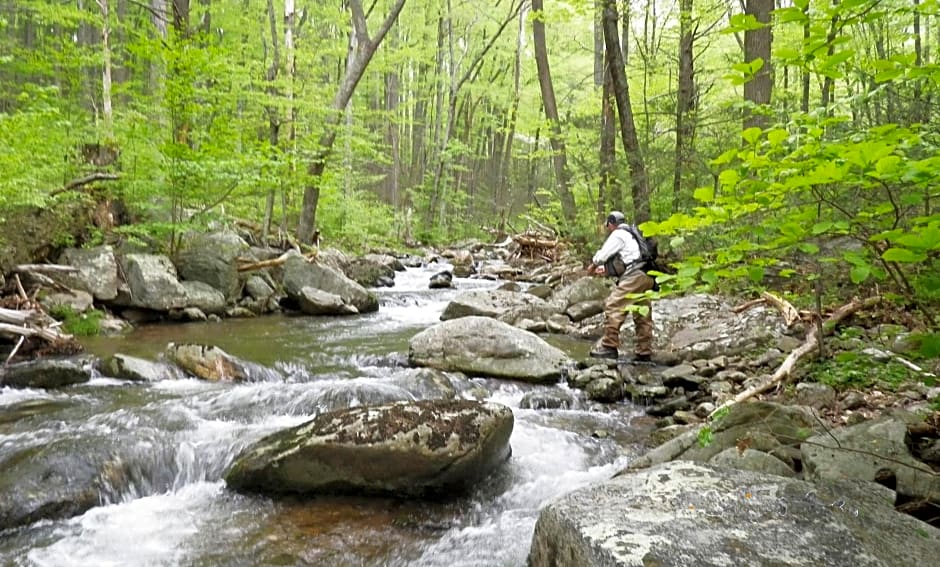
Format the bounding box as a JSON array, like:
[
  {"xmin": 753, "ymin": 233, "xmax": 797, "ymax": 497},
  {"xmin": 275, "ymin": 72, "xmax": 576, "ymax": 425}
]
[
  {"xmin": 809, "ymin": 352, "xmax": 913, "ymax": 391},
  {"xmin": 48, "ymin": 305, "xmax": 104, "ymax": 337}
]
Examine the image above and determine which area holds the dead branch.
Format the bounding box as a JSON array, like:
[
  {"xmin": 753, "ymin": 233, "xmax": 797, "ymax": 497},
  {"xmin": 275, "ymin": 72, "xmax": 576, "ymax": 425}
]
[
  {"xmin": 236, "ymin": 250, "xmax": 317, "ymax": 272},
  {"xmin": 0, "ymin": 322, "xmax": 73, "ymax": 342},
  {"xmin": 731, "ymin": 297, "xmax": 765, "ymax": 313},
  {"xmin": 51, "ymin": 172, "xmax": 121, "ymax": 196},
  {"xmin": 711, "ymin": 296, "xmax": 883, "ymax": 418},
  {"xmin": 0, "ymin": 307, "xmax": 43, "ymax": 325},
  {"xmin": 760, "ymin": 291, "xmax": 801, "ymax": 327},
  {"xmin": 13, "ymin": 264, "xmax": 79, "ymax": 275}
]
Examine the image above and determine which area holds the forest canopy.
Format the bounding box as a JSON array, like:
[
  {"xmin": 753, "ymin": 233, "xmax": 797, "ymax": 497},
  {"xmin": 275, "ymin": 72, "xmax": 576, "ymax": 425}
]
[{"xmin": 0, "ymin": 0, "xmax": 937, "ymax": 335}]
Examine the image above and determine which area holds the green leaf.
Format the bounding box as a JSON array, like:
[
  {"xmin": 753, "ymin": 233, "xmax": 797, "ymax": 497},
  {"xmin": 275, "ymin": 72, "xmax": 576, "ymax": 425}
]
[
  {"xmin": 718, "ymin": 169, "xmax": 740, "ymax": 188},
  {"xmin": 798, "ymin": 243, "xmax": 820, "ymax": 254},
  {"xmin": 747, "ymin": 265, "xmax": 765, "ymax": 283},
  {"xmin": 742, "ymin": 128, "xmax": 762, "ymax": 145},
  {"xmin": 726, "ymin": 14, "xmax": 767, "ymax": 33},
  {"xmin": 882, "ymin": 248, "xmax": 927, "ymax": 263},
  {"xmin": 811, "ymin": 221, "xmax": 833, "ymax": 235},
  {"xmin": 766, "ymin": 129, "xmax": 788, "ymax": 146},
  {"xmin": 693, "ymin": 186, "xmax": 715, "ymax": 202},
  {"xmin": 850, "ymin": 264, "xmax": 870, "ymax": 284}
]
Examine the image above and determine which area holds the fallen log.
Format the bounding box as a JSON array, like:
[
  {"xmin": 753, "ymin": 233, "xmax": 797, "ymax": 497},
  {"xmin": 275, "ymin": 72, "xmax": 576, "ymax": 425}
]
[
  {"xmin": 0, "ymin": 322, "xmax": 73, "ymax": 343},
  {"xmin": 236, "ymin": 250, "xmax": 318, "ymax": 272},
  {"xmin": 0, "ymin": 307, "xmax": 43, "ymax": 326},
  {"xmin": 710, "ymin": 295, "xmax": 882, "ymax": 418},
  {"xmin": 12, "ymin": 264, "xmax": 79, "ymax": 275}
]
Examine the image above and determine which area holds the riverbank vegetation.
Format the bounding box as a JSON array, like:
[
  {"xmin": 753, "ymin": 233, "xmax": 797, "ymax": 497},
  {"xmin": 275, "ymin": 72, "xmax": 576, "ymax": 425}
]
[{"xmin": 1, "ymin": 1, "xmax": 937, "ymax": 358}]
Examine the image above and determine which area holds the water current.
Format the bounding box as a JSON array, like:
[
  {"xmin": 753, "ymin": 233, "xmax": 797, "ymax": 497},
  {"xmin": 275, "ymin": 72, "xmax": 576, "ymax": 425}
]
[{"xmin": 0, "ymin": 263, "xmax": 651, "ymax": 566}]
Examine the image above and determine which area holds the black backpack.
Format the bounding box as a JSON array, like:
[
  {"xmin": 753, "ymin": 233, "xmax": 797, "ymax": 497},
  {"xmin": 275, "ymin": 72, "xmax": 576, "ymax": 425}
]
[{"xmin": 604, "ymin": 224, "xmax": 659, "ymax": 277}]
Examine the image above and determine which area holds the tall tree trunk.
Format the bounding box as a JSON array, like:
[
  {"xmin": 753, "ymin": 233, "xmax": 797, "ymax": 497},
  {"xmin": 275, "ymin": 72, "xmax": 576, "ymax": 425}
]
[
  {"xmin": 599, "ymin": 52, "xmax": 618, "ymax": 219},
  {"xmin": 496, "ymin": 3, "xmax": 527, "ymax": 232},
  {"xmin": 98, "ymin": 0, "xmax": 114, "ymax": 139},
  {"xmin": 672, "ymin": 0, "xmax": 695, "ymax": 214},
  {"xmin": 297, "ymin": 0, "xmax": 407, "ymax": 245},
  {"xmin": 913, "ymin": 0, "xmax": 924, "ymax": 123},
  {"xmin": 601, "ymin": 0, "xmax": 651, "ymax": 224},
  {"xmin": 531, "ymin": 0, "xmax": 577, "ymax": 227},
  {"xmin": 743, "ymin": 0, "xmax": 773, "ymax": 130},
  {"xmin": 384, "ymin": 30, "xmax": 401, "ymax": 209},
  {"xmin": 820, "ymin": 1, "xmax": 840, "ymax": 112},
  {"xmin": 261, "ymin": 0, "xmax": 281, "ymax": 245},
  {"xmin": 801, "ymin": 2, "xmax": 810, "ymax": 113}
]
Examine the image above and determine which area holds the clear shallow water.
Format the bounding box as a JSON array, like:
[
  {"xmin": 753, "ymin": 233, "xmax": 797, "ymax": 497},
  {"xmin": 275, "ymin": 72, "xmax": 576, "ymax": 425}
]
[{"xmin": 0, "ymin": 264, "xmax": 649, "ymax": 566}]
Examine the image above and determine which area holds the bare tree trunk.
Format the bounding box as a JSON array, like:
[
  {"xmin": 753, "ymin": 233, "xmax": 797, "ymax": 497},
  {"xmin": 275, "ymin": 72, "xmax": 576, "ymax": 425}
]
[
  {"xmin": 913, "ymin": 0, "xmax": 924, "ymax": 123},
  {"xmin": 496, "ymin": 3, "xmax": 527, "ymax": 231},
  {"xmin": 532, "ymin": 0, "xmax": 577, "ymax": 227},
  {"xmin": 385, "ymin": 30, "xmax": 401, "ymax": 208},
  {"xmin": 801, "ymin": 2, "xmax": 810, "ymax": 113},
  {"xmin": 820, "ymin": 1, "xmax": 840, "ymax": 112},
  {"xmin": 672, "ymin": 0, "xmax": 695, "ymax": 214},
  {"xmin": 743, "ymin": 0, "xmax": 773, "ymax": 130},
  {"xmin": 601, "ymin": 0, "xmax": 651, "ymax": 224},
  {"xmin": 297, "ymin": 0, "xmax": 407, "ymax": 245},
  {"xmin": 599, "ymin": 51, "xmax": 618, "ymax": 219},
  {"xmin": 261, "ymin": 0, "xmax": 281, "ymax": 245},
  {"xmin": 97, "ymin": 0, "xmax": 114, "ymax": 139}
]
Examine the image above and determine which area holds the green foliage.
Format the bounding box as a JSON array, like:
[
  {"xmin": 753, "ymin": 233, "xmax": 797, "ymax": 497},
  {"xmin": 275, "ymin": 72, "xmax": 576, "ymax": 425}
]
[
  {"xmin": 697, "ymin": 425, "xmax": 714, "ymax": 448},
  {"xmin": 809, "ymin": 351, "xmax": 914, "ymax": 391},
  {"xmin": 48, "ymin": 305, "xmax": 104, "ymax": 337}
]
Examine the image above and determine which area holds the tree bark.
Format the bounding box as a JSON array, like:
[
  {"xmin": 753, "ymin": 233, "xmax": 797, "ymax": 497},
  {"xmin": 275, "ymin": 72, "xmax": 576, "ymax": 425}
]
[
  {"xmin": 743, "ymin": 0, "xmax": 773, "ymax": 130},
  {"xmin": 599, "ymin": 51, "xmax": 618, "ymax": 219},
  {"xmin": 261, "ymin": 0, "xmax": 281, "ymax": 245},
  {"xmin": 532, "ymin": 0, "xmax": 577, "ymax": 228},
  {"xmin": 601, "ymin": 0, "xmax": 651, "ymax": 224},
  {"xmin": 297, "ymin": 0, "xmax": 407, "ymax": 245},
  {"xmin": 672, "ymin": 0, "xmax": 695, "ymax": 214}
]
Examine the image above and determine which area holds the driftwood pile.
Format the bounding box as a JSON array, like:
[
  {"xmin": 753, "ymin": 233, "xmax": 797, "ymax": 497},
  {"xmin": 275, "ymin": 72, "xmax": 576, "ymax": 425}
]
[{"xmin": 0, "ymin": 269, "xmax": 79, "ymax": 365}]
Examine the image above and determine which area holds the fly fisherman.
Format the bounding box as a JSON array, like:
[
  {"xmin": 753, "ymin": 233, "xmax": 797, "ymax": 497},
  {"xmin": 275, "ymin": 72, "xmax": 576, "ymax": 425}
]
[{"xmin": 584, "ymin": 211, "xmax": 656, "ymax": 361}]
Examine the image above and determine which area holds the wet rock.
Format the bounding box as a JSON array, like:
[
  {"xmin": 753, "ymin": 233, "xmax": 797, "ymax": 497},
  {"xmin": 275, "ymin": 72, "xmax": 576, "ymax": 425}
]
[
  {"xmin": 97, "ymin": 354, "xmax": 181, "ymax": 382},
  {"xmin": 585, "ymin": 377, "xmax": 624, "ymax": 403},
  {"xmin": 0, "ymin": 356, "xmax": 93, "ymax": 389},
  {"xmin": 793, "ymin": 382, "xmax": 837, "ymax": 410},
  {"xmin": 165, "ymin": 343, "xmax": 282, "ymax": 382},
  {"xmin": 0, "ymin": 438, "xmax": 128, "ymax": 530},
  {"xmin": 119, "ymin": 254, "xmax": 189, "ymax": 311},
  {"xmin": 520, "ymin": 389, "xmax": 577, "ymax": 410},
  {"xmin": 529, "ymin": 461, "xmax": 940, "ymax": 566},
  {"xmin": 225, "ymin": 400, "xmax": 513, "ymax": 498},
  {"xmin": 428, "ymin": 270, "xmax": 453, "ymax": 289},
  {"xmin": 39, "ymin": 289, "xmax": 94, "ymax": 314}
]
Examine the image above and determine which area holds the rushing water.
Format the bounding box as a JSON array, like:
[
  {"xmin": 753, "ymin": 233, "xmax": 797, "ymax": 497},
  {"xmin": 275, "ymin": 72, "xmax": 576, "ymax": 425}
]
[{"xmin": 0, "ymin": 264, "xmax": 651, "ymax": 566}]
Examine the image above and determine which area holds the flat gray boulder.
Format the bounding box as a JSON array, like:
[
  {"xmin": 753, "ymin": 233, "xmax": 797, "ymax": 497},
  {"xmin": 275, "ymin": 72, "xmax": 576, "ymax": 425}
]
[
  {"xmin": 409, "ymin": 316, "xmax": 572, "ymax": 384},
  {"xmin": 120, "ymin": 253, "xmax": 189, "ymax": 311},
  {"xmin": 529, "ymin": 461, "xmax": 940, "ymax": 566},
  {"xmin": 225, "ymin": 399, "xmax": 513, "ymax": 497},
  {"xmin": 175, "ymin": 231, "xmax": 249, "ymax": 301},
  {"xmin": 440, "ymin": 289, "xmax": 550, "ymax": 321}
]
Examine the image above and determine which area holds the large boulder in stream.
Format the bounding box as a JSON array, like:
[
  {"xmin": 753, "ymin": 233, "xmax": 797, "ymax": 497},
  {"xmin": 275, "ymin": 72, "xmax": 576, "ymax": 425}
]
[
  {"xmin": 528, "ymin": 460, "xmax": 940, "ymax": 567},
  {"xmin": 57, "ymin": 245, "xmax": 120, "ymax": 301},
  {"xmin": 0, "ymin": 438, "xmax": 128, "ymax": 530},
  {"xmin": 0, "ymin": 356, "xmax": 94, "ymax": 388},
  {"xmin": 282, "ymin": 254, "xmax": 378, "ymax": 313},
  {"xmin": 225, "ymin": 399, "xmax": 513, "ymax": 498},
  {"xmin": 408, "ymin": 316, "xmax": 572, "ymax": 384}
]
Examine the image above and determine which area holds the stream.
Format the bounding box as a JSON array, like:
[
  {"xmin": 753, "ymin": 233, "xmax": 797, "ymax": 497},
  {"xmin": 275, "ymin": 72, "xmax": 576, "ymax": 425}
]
[{"xmin": 0, "ymin": 264, "xmax": 652, "ymax": 566}]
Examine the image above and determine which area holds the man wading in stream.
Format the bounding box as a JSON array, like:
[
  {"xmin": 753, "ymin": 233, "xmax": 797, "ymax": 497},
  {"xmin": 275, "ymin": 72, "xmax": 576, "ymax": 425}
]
[{"xmin": 585, "ymin": 211, "xmax": 656, "ymax": 362}]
